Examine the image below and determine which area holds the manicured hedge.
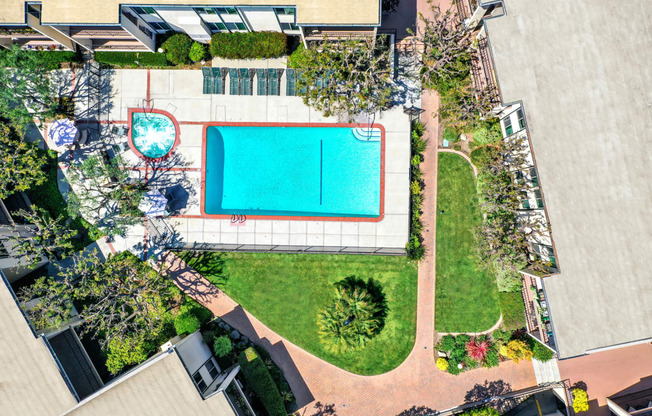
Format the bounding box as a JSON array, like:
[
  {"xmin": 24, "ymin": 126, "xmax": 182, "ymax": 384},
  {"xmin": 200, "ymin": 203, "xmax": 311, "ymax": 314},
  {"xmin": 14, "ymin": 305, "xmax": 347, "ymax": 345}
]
[
  {"xmin": 94, "ymin": 51, "xmax": 170, "ymax": 68},
  {"xmin": 0, "ymin": 50, "xmax": 81, "ymax": 70},
  {"xmin": 210, "ymin": 32, "xmax": 287, "ymax": 59},
  {"xmin": 238, "ymin": 347, "xmax": 287, "ymax": 416}
]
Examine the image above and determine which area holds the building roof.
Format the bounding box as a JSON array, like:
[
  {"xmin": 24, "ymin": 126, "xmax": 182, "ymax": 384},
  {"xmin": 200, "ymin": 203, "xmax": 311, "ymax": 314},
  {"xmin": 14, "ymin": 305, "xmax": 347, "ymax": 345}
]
[
  {"xmin": 0, "ymin": 275, "xmax": 78, "ymax": 416},
  {"xmin": 64, "ymin": 351, "xmax": 236, "ymax": 416},
  {"xmin": 0, "ymin": 0, "xmax": 380, "ymax": 26},
  {"xmin": 485, "ymin": 0, "xmax": 652, "ymax": 358}
]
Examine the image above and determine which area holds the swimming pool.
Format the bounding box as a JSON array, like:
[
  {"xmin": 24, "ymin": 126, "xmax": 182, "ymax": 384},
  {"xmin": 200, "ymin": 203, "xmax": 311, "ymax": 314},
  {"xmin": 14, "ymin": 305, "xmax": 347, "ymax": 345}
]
[
  {"xmin": 129, "ymin": 109, "xmax": 179, "ymax": 160},
  {"xmin": 202, "ymin": 123, "xmax": 384, "ymax": 220}
]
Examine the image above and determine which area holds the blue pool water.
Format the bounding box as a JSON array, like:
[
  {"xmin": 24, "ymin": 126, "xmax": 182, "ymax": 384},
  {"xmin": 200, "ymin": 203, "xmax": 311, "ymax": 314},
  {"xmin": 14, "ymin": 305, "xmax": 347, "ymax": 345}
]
[
  {"xmin": 204, "ymin": 126, "xmax": 381, "ymax": 217},
  {"xmin": 131, "ymin": 112, "xmax": 176, "ymax": 159}
]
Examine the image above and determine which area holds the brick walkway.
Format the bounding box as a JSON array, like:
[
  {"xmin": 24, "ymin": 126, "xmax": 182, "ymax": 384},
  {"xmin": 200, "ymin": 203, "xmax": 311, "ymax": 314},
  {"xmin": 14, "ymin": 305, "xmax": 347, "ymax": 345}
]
[{"xmin": 161, "ymin": 249, "xmax": 535, "ymax": 415}]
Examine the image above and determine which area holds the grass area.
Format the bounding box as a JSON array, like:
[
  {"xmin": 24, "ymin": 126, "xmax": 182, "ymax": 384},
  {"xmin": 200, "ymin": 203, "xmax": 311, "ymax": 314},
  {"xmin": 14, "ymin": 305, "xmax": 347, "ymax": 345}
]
[
  {"xmin": 24, "ymin": 149, "xmax": 101, "ymax": 251},
  {"xmin": 499, "ymin": 292, "xmax": 526, "ymax": 331},
  {"xmin": 179, "ymin": 252, "xmax": 418, "ymax": 375},
  {"xmin": 435, "ymin": 153, "xmax": 501, "ymax": 332}
]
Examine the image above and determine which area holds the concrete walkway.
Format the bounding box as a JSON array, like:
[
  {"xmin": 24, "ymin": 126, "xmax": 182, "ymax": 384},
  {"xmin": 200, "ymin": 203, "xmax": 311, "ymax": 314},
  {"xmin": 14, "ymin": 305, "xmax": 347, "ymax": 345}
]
[{"xmin": 161, "ymin": 249, "xmax": 536, "ymax": 416}]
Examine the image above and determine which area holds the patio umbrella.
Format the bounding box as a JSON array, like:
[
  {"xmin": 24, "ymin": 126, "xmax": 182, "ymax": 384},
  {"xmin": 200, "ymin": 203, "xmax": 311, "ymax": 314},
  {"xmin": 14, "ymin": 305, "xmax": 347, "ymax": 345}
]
[
  {"xmin": 139, "ymin": 190, "xmax": 168, "ymax": 218},
  {"xmin": 49, "ymin": 118, "xmax": 78, "ymax": 147}
]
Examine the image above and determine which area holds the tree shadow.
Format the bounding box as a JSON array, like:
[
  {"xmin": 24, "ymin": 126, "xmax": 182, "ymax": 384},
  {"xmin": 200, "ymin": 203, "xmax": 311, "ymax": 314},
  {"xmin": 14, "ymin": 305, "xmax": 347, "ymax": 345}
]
[
  {"xmin": 176, "ymin": 250, "xmax": 227, "ymax": 285},
  {"xmin": 395, "ymin": 405, "xmax": 436, "ymax": 416},
  {"xmin": 570, "ymin": 380, "xmax": 588, "ymax": 391},
  {"xmin": 304, "ymin": 402, "xmax": 337, "ymax": 416},
  {"xmin": 464, "ymin": 380, "xmax": 513, "ymax": 403},
  {"xmin": 336, "ymin": 275, "xmax": 389, "ymax": 333}
]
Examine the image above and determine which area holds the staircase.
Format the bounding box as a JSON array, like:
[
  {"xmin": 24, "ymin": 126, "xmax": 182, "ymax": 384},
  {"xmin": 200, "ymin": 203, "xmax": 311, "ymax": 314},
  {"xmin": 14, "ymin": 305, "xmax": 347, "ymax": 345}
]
[{"xmin": 352, "ymin": 127, "xmax": 382, "ymax": 142}]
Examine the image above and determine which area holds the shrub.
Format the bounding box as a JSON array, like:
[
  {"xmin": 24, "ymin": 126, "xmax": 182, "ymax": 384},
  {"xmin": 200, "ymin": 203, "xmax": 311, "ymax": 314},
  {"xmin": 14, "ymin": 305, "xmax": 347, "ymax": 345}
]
[
  {"xmin": 174, "ymin": 312, "xmax": 200, "ymax": 335},
  {"xmin": 95, "ymin": 51, "xmax": 169, "ymax": 68},
  {"xmin": 288, "ymin": 43, "xmax": 310, "ymax": 68},
  {"xmin": 470, "ymin": 146, "xmax": 498, "ymax": 170},
  {"xmin": 466, "ymin": 338, "xmax": 490, "ymax": 362},
  {"xmin": 189, "ymin": 41, "xmax": 207, "ymax": 62},
  {"xmin": 443, "ymin": 127, "xmax": 458, "ymax": 143},
  {"xmin": 210, "ymin": 32, "xmax": 287, "ymax": 59},
  {"xmin": 316, "ymin": 277, "xmax": 386, "ymax": 353},
  {"xmin": 460, "ymin": 407, "xmax": 500, "ymax": 416},
  {"xmin": 106, "ymin": 336, "xmax": 148, "ymax": 374},
  {"xmin": 532, "ymin": 341, "xmax": 554, "ymax": 362},
  {"xmin": 447, "ymin": 358, "xmax": 463, "ymax": 375},
  {"xmin": 492, "ymin": 329, "xmax": 512, "ymax": 345},
  {"xmin": 572, "ymin": 389, "xmax": 589, "ymax": 413},
  {"xmin": 238, "ymin": 347, "xmax": 288, "ymax": 416},
  {"xmin": 472, "ymin": 122, "xmax": 501, "ymax": 145},
  {"xmin": 436, "ymin": 357, "xmax": 449, "ymax": 371},
  {"xmin": 161, "ymin": 34, "xmax": 193, "ymax": 65},
  {"xmin": 484, "ymin": 349, "xmax": 499, "ymax": 368},
  {"xmin": 437, "ymin": 335, "xmax": 456, "ymax": 353},
  {"xmin": 213, "ymin": 335, "xmax": 232, "ymax": 358},
  {"xmin": 499, "ymin": 340, "xmax": 533, "ymax": 363}
]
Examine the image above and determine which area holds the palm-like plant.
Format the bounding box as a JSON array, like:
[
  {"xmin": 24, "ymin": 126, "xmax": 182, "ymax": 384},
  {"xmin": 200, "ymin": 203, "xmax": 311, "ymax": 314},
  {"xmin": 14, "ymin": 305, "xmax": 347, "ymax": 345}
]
[
  {"xmin": 466, "ymin": 338, "xmax": 490, "ymax": 362},
  {"xmin": 317, "ymin": 281, "xmax": 385, "ymax": 354}
]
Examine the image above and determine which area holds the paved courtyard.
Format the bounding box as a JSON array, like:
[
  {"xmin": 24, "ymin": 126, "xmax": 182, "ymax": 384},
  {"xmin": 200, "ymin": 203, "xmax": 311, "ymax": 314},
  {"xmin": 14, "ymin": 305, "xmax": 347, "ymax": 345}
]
[{"xmin": 64, "ymin": 68, "xmax": 411, "ymax": 258}]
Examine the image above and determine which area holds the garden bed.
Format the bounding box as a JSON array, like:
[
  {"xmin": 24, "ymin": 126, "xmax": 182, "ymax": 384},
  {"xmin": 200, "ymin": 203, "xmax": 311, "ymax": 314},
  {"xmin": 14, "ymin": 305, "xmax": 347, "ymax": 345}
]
[
  {"xmin": 435, "ymin": 152, "xmax": 500, "ymax": 332},
  {"xmin": 179, "ymin": 252, "xmax": 418, "ymax": 375}
]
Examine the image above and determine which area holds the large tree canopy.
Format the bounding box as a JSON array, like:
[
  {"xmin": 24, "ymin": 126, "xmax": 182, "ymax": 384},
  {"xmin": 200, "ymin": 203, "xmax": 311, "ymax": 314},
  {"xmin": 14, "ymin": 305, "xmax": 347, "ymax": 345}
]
[
  {"xmin": 0, "ymin": 122, "xmax": 47, "ymax": 198},
  {"xmin": 66, "ymin": 154, "xmax": 146, "ymax": 236},
  {"xmin": 294, "ymin": 35, "xmax": 396, "ymax": 119},
  {"xmin": 412, "ymin": 3, "xmax": 472, "ymax": 93},
  {"xmin": 0, "ymin": 45, "xmax": 58, "ymax": 129}
]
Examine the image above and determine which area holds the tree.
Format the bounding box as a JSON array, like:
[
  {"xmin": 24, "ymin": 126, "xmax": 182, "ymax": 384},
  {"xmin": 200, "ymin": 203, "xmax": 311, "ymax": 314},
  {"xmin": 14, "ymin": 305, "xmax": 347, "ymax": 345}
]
[
  {"xmin": 105, "ymin": 335, "xmax": 149, "ymax": 375},
  {"xmin": 66, "ymin": 154, "xmax": 146, "ymax": 236},
  {"xmin": 316, "ymin": 277, "xmax": 386, "ymax": 353},
  {"xmin": 21, "ymin": 252, "xmax": 180, "ymax": 349},
  {"xmin": 213, "ymin": 335, "xmax": 233, "ymax": 358},
  {"xmin": 0, "ymin": 123, "xmax": 47, "ymax": 198},
  {"xmin": 161, "ymin": 34, "xmax": 193, "ymax": 65},
  {"xmin": 439, "ymin": 82, "xmax": 495, "ymax": 131},
  {"xmin": 189, "ymin": 41, "xmax": 207, "ymax": 62},
  {"xmin": 8, "ymin": 206, "xmax": 77, "ymax": 267},
  {"xmin": 412, "ymin": 3, "xmax": 472, "ymax": 92},
  {"xmin": 0, "ymin": 45, "xmax": 58, "ymax": 129},
  {"xmin": 295, "ymin": 35, "xmax": 396, "ymax": 119}
]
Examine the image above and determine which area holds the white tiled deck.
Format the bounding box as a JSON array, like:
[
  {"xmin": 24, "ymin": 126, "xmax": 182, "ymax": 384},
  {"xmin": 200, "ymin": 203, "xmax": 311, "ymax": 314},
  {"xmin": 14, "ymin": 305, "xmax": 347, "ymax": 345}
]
[{"xmin": 73, "ymin": 68, "xmax": 411, "ymax": 256}]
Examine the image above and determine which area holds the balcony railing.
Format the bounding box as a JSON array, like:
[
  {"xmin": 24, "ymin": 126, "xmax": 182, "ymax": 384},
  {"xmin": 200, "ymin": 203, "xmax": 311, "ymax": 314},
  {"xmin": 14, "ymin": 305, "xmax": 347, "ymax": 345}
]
[
  {"xmin": 471, "ymin": 36, "xmax": 500, "ymax": 104},
  {"xmin": 521, "ymin": 274, "xmax": 555, "ymax": 348},
  {"xmin": 70, "ymin": 28, "xmax": 133, "ymax": 38},
  {"xmin": 455, "ymin": 0, "xmax": 478, "ymax": 21}
]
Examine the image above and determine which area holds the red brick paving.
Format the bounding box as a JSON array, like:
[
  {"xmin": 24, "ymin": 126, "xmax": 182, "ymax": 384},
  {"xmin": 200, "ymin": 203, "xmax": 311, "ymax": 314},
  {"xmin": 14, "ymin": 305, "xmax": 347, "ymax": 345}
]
[{"xmin": 558, "ymin": 343, "xmax": 652, "ymax": 416}]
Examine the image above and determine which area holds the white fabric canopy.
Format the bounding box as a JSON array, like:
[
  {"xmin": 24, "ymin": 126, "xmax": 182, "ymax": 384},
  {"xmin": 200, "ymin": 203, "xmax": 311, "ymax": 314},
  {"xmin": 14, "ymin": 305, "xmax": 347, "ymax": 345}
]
[
  {"xmin": 139, "ymin": 190, "xmax": 168, "ymax": 218},
  {"xmin": 49, "ymin": 118, "xmax": 78, "ymax": 147}
]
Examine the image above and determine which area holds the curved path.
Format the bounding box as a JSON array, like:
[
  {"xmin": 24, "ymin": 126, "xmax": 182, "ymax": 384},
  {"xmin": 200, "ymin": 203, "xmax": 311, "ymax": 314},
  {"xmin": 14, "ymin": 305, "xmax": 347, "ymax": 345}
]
[
  {"xmin": 438, "ymin": 148, "xmax": 479, "ymax": 177},
  {"xmin": 158, "ymin": 91, "xmax": 535, "ymax": 415}
]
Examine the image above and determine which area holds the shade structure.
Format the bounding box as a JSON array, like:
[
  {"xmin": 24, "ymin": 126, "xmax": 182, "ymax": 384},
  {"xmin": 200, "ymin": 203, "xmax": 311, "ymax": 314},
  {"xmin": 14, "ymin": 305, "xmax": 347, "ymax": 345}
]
[
  {"xmin": 49, "ymin": 118, "xmax": 78, "ymax": 147},
  {"xmin": 139, "ymin": 190, "xmax": 168, "ymax": 218}
]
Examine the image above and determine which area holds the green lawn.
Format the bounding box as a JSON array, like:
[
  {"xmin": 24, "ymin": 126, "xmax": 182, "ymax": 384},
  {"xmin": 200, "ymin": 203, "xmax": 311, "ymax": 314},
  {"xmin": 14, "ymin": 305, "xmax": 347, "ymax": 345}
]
[
  {"xmin": 499, "ymin": 292, "xmax": 526, "ymax": 331},
  {"xmin": 179, "ymin": 252, "xmax": 418, "ymax": 375},
  {"xmin": 435, "ymin": 153, "xmax": 500, "ymax": 332}
]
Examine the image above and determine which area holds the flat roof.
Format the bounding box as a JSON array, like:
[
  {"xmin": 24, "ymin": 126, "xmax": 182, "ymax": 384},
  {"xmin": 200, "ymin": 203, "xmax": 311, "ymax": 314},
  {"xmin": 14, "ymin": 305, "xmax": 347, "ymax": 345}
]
[
  {"xmin": 0, "ymin": 276, "xmax": 78, "ymax": 416},
  {"xmin": 64, "ymin": 352, "xmax": 236, "ymax": 416},
  {"xmin": 485, "ymin": 0, "xmax": 652, "ymax": 358},
  {"xmin": 0, "ymin": 0, "xmax": 380, "ymax": 26}
]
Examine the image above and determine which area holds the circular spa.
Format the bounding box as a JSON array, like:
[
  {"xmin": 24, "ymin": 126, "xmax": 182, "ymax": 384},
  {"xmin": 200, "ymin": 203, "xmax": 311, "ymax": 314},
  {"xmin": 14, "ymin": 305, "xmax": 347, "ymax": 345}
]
[{"xmin": 129, "ymin": 110, "xmax": 179, "ymax": 161}]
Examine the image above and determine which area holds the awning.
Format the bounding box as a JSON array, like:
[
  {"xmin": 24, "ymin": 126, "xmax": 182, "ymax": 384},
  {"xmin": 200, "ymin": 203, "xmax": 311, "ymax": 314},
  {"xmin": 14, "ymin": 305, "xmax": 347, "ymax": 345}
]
[
  {"xmin": 138, "ymin": 190, "xmax": 168, "ymax": 218},
  {"xmin": 49, "ymin": 118, "xmax": 78, "ymax": 147}
]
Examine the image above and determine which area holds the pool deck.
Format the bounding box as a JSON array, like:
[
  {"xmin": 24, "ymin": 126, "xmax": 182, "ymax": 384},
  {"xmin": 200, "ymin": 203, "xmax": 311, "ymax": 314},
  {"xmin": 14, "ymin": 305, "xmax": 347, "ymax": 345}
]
[{"xmin": 70, "ymin": 68, "xmax": 411, "ymax": 257}]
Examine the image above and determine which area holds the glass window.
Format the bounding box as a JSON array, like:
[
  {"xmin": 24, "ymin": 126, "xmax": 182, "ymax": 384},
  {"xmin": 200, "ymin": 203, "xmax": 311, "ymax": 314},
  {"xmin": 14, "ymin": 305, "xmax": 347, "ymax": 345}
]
[
  {"xmin": 281, "ymin": 22, "xmax": 299, "ymax": 31},
  {"xmin": 517, "ymin": 108, "xmax": 525, "ymax": 129},
  {"xmin": 534, "ymin": 189, "xmax": 544, "ymax": 208},
  {"xmin": 546, "ymin": 246, "xmax": 557, "ymax": 267},
  {"xmin": 149, "ymin": 21, "xmax": 171, "ymax": 31},
  {"xmin": 192, "ymin": 372, "xmax": 207, "ymax": 392},
  {"xmin": 205, "ymin": 360, "xmax": 219, "ymax": 379},
  {"xmin": 224, "ymin": 22, "xmax": 238, "ymax": 31},
  {"xmin": 217, "ymin": 7, "xmax": 238, "ymax": 15},
  {"xmin": 530, "ymin": 168, "xmax": 538, "ymax": 187},
  {"xmin": 521, "ymin": 199, "xmax": 530, "ymax": 210},
  {"xmin": 131, "ymin": 6, "xmax": 155, "ymax": 15},
  {"xmin": 138, "ymin": 25, "xmax": 153, "ymax": 37},
  {"xmin": 206, "ymin": 22, "xmax": 226, "ymax": 32},
  {"xmin": 503, "ymin": 116, "xmax": 513, "ymax": 136},
  {"xmin": 275, "ymin": 7, "xmax": 295, "ymax": 15},
  {"xmin": 235, "ymin": 22, "xmax": 246, "ymax": 30}
]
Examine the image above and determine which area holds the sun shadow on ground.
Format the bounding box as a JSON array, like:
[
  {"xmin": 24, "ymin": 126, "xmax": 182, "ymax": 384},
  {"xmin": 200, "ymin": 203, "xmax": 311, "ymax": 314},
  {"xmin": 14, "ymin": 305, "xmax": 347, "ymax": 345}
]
[
  {"xmin": 395, "ymin": 405, "xmax": 436, "ymax": 416},
  {"xmin": 464, "ymin": 379, "xmax": 513, "ymax": 403},
  {"xmin": 221, "ymin": 305, "xmax": 315, "ymax": 410}
]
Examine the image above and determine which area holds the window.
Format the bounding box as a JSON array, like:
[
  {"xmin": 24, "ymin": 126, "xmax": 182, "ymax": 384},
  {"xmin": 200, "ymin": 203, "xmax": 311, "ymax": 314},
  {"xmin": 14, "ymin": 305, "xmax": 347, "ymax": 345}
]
[
  {"xmin": 131, "ymin": 6, "xmax": 155, "ymax": 15},
  {"xmin": 274, "ymin": 7, "xmax": 295, "ymax": 15},
  {"xmin": 521, "ymin": 199, "xmax": 530, "ymax": 210},
  {"xmin": 192, "ymin": 372, "xmax": 207, "ymax": 392},
  {"xmin": 0, "ymin": 241, "xmax": 9, "ymax": 259},
  {"xmin": 149, "ymin": 21, "xmax": 171, "ymax": 31},
  {"xmin": 503, "ymin": 115, "xmax": 513, "ymax": 136},
  {"xmin": 123, "ymin": 11, "xmax": 138, "ymax": 26},
  {"xmin": 205, "ymin": 360, "xmax": 219, "ymax": 379},
  {"xmin": 194, "ymin": 7, "xmax": 218, "ymax": 15},
  {"xmin": 530, "ymin": 168, "xmax": 538, "ymax": 187},
  {"xmin": 216, "ymin": 7, "xmax": 238, "ymax": 15},
  {"xmin": 517, "ymin": 108, "xmax": 525, "ymax": 129},
  {"xmin": 281, "ymin": 23, "xmax": 299, "ymax": 31},
  {"xmin": 206, "ymin": 22, "xmax": 227, "ymax": 32},
  {"xmin": 139, "ymin": 25, "xmax": 153, "ymax": 38},
  {"xmin": 225, "ymin": 22, "xmax": 247, "ymax": 31},
  {"xmin": 545, "ymin": 246, "xmax": 557, "ymax": 268},
  {"xmin": 534, "ymin": 189, "xmax": 544, "ymax": 208},
  {"xmin": 235, "ymin": 22, "xmax": 246, "ymax": 30}
]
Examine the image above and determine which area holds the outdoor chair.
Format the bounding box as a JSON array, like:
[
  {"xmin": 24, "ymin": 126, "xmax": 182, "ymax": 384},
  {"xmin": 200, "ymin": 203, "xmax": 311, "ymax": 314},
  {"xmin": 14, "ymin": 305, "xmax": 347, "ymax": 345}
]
[
  {"xmin": 286, "ymin": 68, "xmax": 296, "ymax": 96},
  {"xmin": 211, "ymin": 67, "xmax": 224, "ymax": 94},
  {"xmin": 228, "ymin": 68, "xmax": 239, "ymax": 95},
  {"xmin": 256, "ymin": 68, "xmax": 267, "ymax": 96},
  {"xmin": 268, "ymin": 69, "xmax": 279, "ymax": 96},
  {"xmin": 239, "ymin": 68, "xmax": 252, "ymax": 95},
  {"xmin": 202, "ymin": 67, "xmax": 213, "ymax": 94}
]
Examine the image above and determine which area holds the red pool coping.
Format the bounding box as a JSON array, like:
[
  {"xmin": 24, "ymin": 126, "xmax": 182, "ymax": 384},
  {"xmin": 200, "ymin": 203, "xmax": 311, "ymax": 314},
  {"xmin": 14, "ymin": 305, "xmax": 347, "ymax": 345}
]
[
  {"xmin": 200, "ymin": 122, "xmax": 385, "ymax": 223},
  {"xmin": 127, "ymin": 108, "xmax": 181, "ymax": 163}
]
